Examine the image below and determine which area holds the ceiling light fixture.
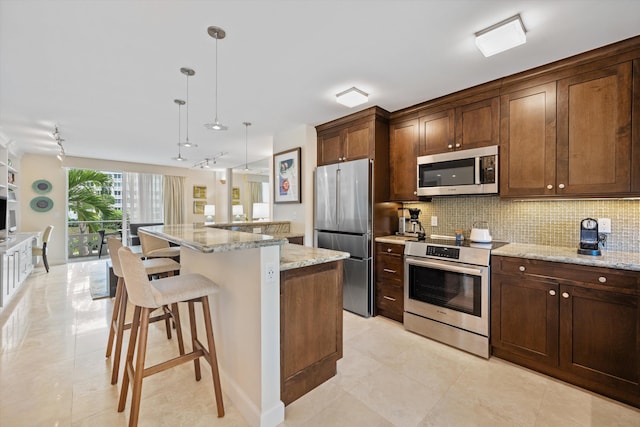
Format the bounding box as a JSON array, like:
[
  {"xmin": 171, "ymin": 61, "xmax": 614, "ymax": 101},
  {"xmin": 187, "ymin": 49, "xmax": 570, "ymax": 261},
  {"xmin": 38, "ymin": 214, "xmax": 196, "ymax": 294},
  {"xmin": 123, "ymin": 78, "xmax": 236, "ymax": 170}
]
[
  {"xmin": 52, "ymin": 125, "xmax": 65, "ymax": 161},
  {"xmin": 173, "ymin": 99, "xmax": 187, "ymax": 161},
  {"xmin": 336, "ymin": 86, "xmax": 369, "ymax": 108},
  {"xmin": 193, "ymin": 151, "xmax": 226, "ymax": 169},
  {"xmin": 243, "ymin": 121, "xmax": 251, "ymax": 171},
  {"xmin": 204, "ymin": 26, "xmax": 228, "ymax": 131},
  {"xmin": 475, "ymin": 14, "xmax": 526, "ymax": 57},
  {"xmin": 180, "ymin": 67, "xmax": 198, "ymax": 148}
]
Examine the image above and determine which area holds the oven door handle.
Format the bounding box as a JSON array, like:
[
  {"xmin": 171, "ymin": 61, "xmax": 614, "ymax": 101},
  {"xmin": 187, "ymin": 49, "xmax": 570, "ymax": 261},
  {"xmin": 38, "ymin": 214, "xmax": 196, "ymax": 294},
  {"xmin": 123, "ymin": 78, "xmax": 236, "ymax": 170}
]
[{"xmin": 406, "ymin": 258, "xmax": 484, "ymax": 276}]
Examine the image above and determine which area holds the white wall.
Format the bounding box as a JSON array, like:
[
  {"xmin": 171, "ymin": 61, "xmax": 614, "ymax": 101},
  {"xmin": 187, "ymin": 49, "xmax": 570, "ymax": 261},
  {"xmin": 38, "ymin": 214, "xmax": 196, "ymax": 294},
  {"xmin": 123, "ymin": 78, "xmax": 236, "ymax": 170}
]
[
  {"xmin": 20, "ymin": 153, "xmax": 227, "ymax": 265},
  {"xmin": 272, "ymin": 124, "xmax": 317, "ymax": 245}
]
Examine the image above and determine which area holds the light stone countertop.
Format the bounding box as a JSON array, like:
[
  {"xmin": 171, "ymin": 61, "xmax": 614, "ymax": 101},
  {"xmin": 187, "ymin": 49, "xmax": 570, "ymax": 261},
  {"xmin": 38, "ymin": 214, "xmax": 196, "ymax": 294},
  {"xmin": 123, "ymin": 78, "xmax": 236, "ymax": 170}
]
[
  {"xmin": 139, "ymin": 224, "xmax": 287, "ymax": 253},
  {"xmin": 492, "ymin": 243, "xmax": 640, "ymax": 272},
  {"xmin": 374, "ymin": 235, "xmax": 416, "ymax": 245},
  {"xmin": 280, "ymin": 243, "xmax": 350, "ymax": 271}
]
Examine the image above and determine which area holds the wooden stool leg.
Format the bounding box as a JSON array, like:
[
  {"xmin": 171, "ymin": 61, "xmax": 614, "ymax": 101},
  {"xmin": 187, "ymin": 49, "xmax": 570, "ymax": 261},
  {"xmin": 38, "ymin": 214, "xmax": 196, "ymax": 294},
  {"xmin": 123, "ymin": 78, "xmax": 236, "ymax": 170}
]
[
  {"xmin": 118, "ymin": 305, "xmax": 141, "ymax": 413},
  {"xmin": 188, "ymin": 301, "xmax": 202, "ymax": 381},
  {"xmin": 163, "ymin": 305, "xmax": 172, "ymax": 339},
  {"xmin": 106, "ymin": 276, "xmax": 124, "ymax": 357},
  {"xmin": 171, "ymin": 302, "xmax": 185, "ymax": 355},
  {"xmin": 201, "ymin": 296, "xmax": 225, "ymax": 417},
  {"xmin": 111, "ymin": 284, "xmax": 129, "ymax": 385},
  {"xmin": 128, "ymin": 307, "xmax": 150, "ymax": 427}
]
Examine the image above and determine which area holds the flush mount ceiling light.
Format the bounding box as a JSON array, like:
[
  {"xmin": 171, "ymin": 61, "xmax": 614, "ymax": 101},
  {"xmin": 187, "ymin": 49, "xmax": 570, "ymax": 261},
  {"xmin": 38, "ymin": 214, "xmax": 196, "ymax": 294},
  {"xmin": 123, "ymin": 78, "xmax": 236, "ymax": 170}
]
[
  {"xmin": 204, "ymin": 26, "xmax": 228, "ymax": 131},
  {"xmin": 475, "ymin": 14, "xmax": 526, "ymax": 57},
  {"xmin": 173, "ymin": 99, "xmax": 187, "ymax": 161},
  {"xmin": 336, "ymin": 86, "xmax": 369, "ymax": 108},
  {"xmin": 243, "ymin": 121, "xmax": 251, "ymax": 171},
  {"xmin": 180, "ymin": 67, "xmax": 198, "ymax": 148}
]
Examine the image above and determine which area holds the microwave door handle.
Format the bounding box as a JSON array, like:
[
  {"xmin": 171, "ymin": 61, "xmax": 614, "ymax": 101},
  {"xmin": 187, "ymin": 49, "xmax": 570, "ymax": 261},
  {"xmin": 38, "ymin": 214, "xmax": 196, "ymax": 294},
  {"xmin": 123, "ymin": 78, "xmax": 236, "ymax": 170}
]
[{"xmin": 475, "ymin": 156, "xmax": 481, "ymax": 184}]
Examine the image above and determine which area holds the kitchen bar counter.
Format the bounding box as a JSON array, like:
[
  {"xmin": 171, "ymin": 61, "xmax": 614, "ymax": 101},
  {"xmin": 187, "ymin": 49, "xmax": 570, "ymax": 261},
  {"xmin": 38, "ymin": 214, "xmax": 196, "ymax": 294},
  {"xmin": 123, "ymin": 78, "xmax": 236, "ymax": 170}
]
[
  {"xmin": 492, "ymin": 243, "xmax": 640, "ymax": 272},
  {"xmin": 280, "ymin": 243, "xmax": 349, "ymax": 271}
]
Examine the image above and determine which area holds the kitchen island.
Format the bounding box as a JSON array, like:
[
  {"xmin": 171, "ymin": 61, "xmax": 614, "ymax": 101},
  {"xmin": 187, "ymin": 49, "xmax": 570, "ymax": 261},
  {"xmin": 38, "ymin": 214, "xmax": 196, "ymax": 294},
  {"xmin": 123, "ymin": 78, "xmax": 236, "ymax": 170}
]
[{"xmin": 139, "ymin": 225, "xmax": 348, "ymax": 427}]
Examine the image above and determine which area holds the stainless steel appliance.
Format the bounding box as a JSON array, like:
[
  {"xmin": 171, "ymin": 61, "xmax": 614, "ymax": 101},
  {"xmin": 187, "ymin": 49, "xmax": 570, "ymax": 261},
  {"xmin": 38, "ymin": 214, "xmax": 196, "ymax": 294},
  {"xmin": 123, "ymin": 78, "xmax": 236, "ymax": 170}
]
[
  {"xmin": 315, "ymin": 158, "xmax": 372, "ymax": 317},
  {"xmin": 404, "ymin": 238, "xmax": 506, "ymax": 358},
  {"xmin": 417, "ymin": 145, "xmax": 498, "ymax": 196}
]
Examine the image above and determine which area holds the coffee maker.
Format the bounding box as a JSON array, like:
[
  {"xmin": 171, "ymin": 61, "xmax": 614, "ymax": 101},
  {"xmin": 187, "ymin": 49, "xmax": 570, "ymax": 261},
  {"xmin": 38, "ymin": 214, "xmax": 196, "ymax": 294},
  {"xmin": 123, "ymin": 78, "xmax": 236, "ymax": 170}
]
[
  {"xmin": 397, "ymin": 208, "xmax": 410, "ymax": 235},
  {"xmin": 407, "ymin": 208, "xmax": 425, "ymax": 240},
  {"xmin": 578, "ymin": 218, "xmax": 602, "ymax": 256}
]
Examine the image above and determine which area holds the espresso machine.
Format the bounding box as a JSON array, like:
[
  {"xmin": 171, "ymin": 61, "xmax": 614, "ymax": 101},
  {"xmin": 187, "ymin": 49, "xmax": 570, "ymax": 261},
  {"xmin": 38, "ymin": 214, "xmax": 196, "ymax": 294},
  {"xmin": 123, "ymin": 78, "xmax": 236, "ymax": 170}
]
[{"xmin": 577, "ymin": 218, "xmax": 603, "ymax": 256}]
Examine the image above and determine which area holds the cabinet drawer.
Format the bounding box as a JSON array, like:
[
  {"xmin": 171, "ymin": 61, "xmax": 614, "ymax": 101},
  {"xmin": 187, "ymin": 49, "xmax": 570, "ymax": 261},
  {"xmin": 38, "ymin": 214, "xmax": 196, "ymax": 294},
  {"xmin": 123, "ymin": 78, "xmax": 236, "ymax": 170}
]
[
  {"xmin": 375, "ymin": 255, "xmax": 404, "ymax": 284},
  {"xmin": 376, "ymin": 282, "xmax": 404, "ymax": 322},
  {"xmin": 376, "ymin": 242, "xmax": 405, "ymax": 256},
  {"xmin": 494, "ymin": 256, "xmax": 639, "ymax": 291}
]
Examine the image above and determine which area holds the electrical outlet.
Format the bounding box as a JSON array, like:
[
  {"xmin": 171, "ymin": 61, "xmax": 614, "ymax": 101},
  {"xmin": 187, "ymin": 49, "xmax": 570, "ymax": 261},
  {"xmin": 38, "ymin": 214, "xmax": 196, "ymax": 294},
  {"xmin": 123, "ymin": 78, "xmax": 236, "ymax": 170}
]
[
  {"xmin": 431, "ymin": 216, "xmax": 438, "ymax": 227},
  {"xmin": 265, "ymin": 263, "xmax": 276, "ymax": 283},
  {"xmin": 598, "ymin": 218, "xmax": 612, "ymax": 233}
]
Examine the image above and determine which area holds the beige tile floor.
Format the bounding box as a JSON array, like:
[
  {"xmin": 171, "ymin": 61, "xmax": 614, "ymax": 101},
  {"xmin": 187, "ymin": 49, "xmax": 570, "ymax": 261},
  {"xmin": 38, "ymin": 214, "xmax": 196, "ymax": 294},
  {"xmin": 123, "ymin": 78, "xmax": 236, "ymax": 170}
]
[{"xmin": 1, "ymin": 260, "xmax": 639, "ymax": 426}]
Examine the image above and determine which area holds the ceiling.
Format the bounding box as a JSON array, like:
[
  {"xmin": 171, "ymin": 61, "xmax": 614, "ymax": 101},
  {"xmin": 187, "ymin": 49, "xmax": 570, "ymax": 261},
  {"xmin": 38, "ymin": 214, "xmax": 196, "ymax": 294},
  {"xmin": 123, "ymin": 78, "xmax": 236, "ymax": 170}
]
[{"xmin": 2, "ymin": 1, "xmax": 640, "ymax": 171}]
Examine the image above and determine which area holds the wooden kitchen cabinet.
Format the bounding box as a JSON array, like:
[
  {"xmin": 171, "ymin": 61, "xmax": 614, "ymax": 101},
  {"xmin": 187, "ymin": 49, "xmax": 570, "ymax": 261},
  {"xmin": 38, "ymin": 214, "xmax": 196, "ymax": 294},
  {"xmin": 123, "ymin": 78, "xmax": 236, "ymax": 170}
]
[
  {"xmin": 454, "ymin": 96, "xmax": 499, "ymax": 151},
  {"xmin": 317, "ymin": 118, "xmax": 373, "ymax": 165},
  {"xmin": 374, "ymin": 242, "xmax": 404, "ymax": 322},
  {"xmin": 491, "ymin": 256, "xmax": 640, "ymax": 408},
  {"xmin": 389, "ymin": 118, "xmax": 419, "ymax": 201},
  {"xmin": 418, "ymin": 109, "xmax": 455, "ymax": 155}
]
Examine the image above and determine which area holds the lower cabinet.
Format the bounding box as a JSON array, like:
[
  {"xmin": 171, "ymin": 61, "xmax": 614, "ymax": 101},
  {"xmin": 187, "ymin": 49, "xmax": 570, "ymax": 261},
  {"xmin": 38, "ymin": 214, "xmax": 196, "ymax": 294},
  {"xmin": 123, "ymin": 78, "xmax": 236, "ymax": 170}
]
[
  {"xmin": 375, "ymin": 242, "xmax": 404, "ymax": 322},
  {"xmin": 280, "ymin": 260, "xmax": 343, "ymax": 405},
  {"xmin": 491, "ymin": 256, "xmax": 640, "ymax": 408},
  {"xmin": 1, "ymin": 235, "xmax": 35, "ymax": 308}
]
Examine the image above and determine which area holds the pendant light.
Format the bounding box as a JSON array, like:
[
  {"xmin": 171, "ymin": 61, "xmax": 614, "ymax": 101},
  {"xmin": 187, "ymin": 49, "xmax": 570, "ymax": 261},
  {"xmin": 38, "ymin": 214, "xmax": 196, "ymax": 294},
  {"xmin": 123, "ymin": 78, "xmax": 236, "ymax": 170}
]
[
  {"xmin": 204, "ymin": 26, "xmax": 228, "ymax": 131},
  {"xmin": 180, "ymin": 67, "xmax": 198, "ymax": 148},
  {"xmin": 243, "ymin": 122, "xmax": 251, "ymax": 170},
  {"xmin": 173, "ymin": 99, "xmax": 187, "ymax": 161}
]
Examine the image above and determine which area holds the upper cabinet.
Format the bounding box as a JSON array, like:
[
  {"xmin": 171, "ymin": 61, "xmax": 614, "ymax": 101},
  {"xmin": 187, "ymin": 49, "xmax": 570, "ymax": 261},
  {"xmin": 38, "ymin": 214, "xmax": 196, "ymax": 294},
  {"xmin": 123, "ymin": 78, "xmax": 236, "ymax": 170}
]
[
  {"xmin": 454, "ymin": 96, "xmax": 500, "ymax": 152},
  {"xmin": 317, "ymin": 118, "xmax": 374, "ymax": 165},
  {"xmin": 389, "ymin": 118, "xmax": 419, "ymax": 201},
  {"xmin": 418, "ymin": 109, "xmax": 455, "ymax": 155}
]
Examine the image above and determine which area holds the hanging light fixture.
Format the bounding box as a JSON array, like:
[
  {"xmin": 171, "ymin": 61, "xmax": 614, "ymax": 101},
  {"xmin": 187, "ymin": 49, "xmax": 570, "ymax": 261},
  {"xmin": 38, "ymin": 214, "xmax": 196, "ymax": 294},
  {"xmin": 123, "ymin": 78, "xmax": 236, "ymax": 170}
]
[
  {"xmin": 173, "ymin": 99, "xmax": 187, "ymax": 161},
  {"xmin": 243, "ymin": 122, "xmax": 251, "ymax": 171},
  {"xmin": 204, "ymin": 26, "xmax": 228, "ymax": 131},
  {"xmin": 180, "ymin": 67, "xmax": 198, "ymax": 148},
  {"xmin": 52, "ymin": 125, "xmax": 65, "ymax": 161}
]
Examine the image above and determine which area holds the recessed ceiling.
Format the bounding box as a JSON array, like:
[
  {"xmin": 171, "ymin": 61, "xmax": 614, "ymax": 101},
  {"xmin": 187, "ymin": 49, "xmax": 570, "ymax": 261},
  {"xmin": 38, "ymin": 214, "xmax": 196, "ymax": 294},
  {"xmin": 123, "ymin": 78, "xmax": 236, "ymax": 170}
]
[{"xmin": 1, "ymin": 1, "xmax": 639, "ymax": 171}]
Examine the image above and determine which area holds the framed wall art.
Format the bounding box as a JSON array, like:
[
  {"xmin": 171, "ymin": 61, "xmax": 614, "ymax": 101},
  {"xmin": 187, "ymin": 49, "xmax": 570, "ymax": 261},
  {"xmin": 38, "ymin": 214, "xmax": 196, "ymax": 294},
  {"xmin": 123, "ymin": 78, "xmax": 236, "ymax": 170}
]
[
  {"xmin": 193, "ymin": 200, "xmax": 206, "ymax": 214},
  {"xmin": 274, "ymin": 147, "xmax": 301, "ymax": 204},
  {"xmin": 193, "ymin": 185, "xmax": 207, "ymax": 199}
]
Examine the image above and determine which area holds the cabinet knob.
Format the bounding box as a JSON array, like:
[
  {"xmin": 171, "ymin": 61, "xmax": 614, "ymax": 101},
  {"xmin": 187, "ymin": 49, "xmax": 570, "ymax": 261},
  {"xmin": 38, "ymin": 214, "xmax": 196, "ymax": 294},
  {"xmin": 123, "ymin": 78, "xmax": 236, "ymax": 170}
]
[
  {"xmin": 518, "ymin": 266, "xmax": 526, "ymax": 272},
  {"xmin": 383, "ymin": 296, "xmax": 396, "ymax": 302},
  {"xmin": 455, "ymin": 143, "xmax": 461, "ymax": 148},
  {"xmin": 447, "ymin": 144, "xmax": 453, "ymax": 149},
  {"xmin": 562, "ymin": 292, "xmax": 570, "ymax": 299},
  {"xmin": 387, "ymin": 248, "xmax": 392, "ymax": 253},
  {"xmin": 549, "ymin": 290, "xmax": 556, "ymax": 296},
  {"xmin": 558, "ymin": 183, "xmax": 565, "ymax": 189},
  {"xmin": 598, "ymin": 276, "xmax": 607, "ymax": 283},
  {"xmin": 546, "ymin": 184, "xmax": 553, "ymax": 190},
  {"xmin": 338, "ymin": 157, "xmax": 343, "ymax": 161},
  {"xmin": 413, "ymin": 191, "xmax": 417, "ymax": 195}
]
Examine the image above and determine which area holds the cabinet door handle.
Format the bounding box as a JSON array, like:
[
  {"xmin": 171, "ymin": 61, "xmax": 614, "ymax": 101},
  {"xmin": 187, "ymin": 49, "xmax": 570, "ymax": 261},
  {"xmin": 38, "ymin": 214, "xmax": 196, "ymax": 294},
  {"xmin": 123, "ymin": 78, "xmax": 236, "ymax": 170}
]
[
  {"xmin": 383, "ymin": 268, "xmax": 397, "ymax": 274},
  {"xmin": 383, "ymin": 296, "xmax": 396, "ymax": 301},
  {"xmin": 562, "ymin": 292, "xmax": 570, "ymax": 299},
  {"xmin": 413, "ymin": 191, "xmax": 417, "ymax": 195},
  {"xmin": 558, "ymin": 183, "xmax": 565, "ymax": 189},
  {"xmin": 546, "ymin": 184, "xmax": 553, "ymax": 190},
  {"xmin": 447, "ymin": 144, "xmax": 453, "ymax": 149},
  {"xmin": 518, "ymin": 266, "xmax": 526, "ymax": 272},
  {"xmin": 549, "ymin": 290, "xmax": 556, "ymax": 296},
  {"xmin": 455, "ymin": 143, "xmax": 461, "ymax": 148},
  {"xmin": 598, "ymin": 276, "xmax": 607, "ymax": 283}
]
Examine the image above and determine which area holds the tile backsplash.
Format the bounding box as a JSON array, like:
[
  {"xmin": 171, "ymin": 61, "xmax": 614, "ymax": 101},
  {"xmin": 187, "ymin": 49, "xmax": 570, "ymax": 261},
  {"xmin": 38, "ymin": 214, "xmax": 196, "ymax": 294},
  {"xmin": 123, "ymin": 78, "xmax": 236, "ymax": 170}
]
[{"xmin": 403, "ymin": 196, "xmax": 640, "ymax": 253}]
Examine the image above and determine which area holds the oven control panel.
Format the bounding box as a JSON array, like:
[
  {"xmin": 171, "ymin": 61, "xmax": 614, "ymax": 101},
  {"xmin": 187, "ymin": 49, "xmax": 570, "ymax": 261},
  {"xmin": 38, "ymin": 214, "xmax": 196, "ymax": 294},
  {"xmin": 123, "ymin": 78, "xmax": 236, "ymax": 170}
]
[{"xmin": 426, "ymin": 245, "xmax": 460, "ymax": 259}]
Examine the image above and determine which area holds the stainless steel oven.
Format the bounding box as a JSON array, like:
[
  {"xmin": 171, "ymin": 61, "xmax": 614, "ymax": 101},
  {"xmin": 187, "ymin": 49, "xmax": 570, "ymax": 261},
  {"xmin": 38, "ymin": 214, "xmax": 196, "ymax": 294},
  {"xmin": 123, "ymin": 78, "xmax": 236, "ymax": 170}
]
[{"xmin": 404, "ymin": 239, "xmax": 504, "ymax": 358}]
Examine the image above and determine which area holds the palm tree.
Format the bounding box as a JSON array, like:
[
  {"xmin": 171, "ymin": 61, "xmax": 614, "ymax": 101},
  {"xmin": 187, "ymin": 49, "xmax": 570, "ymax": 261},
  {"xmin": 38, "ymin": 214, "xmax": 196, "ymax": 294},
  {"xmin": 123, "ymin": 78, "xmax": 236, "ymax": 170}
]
[{"xmin": 68, "ymin": 169, "xmax": 119, "ymax": 234}]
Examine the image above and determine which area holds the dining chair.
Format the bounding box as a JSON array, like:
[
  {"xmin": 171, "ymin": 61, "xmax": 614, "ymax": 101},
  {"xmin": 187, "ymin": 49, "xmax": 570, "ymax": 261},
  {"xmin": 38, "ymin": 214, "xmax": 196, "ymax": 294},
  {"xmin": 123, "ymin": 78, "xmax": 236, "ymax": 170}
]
[
  {"xmin": 117, "ymin": 246, "xmax": 224, "ymax": 426},
  {"xmin": 105, "ymin": 237, "xmax": 182, "ymax": 385},
  {"xmin": 32, "ymin": 225, "xmax": 54, "ymax": 273},
  {"xmin": 98, "ymin": 229, "xmax": 121, "ymax": 259}
]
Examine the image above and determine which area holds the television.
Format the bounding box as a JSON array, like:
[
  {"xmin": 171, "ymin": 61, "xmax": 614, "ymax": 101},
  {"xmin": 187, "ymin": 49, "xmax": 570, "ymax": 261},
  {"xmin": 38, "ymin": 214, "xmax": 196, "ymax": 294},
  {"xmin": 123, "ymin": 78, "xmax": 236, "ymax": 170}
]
[{"xmin": 0, "ymin": 196, "xmax": 6, "ymax": 233}]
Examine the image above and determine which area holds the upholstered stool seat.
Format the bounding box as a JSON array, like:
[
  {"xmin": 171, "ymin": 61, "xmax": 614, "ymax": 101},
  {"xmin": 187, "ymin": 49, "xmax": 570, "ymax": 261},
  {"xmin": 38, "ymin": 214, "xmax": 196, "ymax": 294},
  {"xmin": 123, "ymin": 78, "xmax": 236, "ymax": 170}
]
[
  {"xmin": 117, "ymin": 246, "xmax": 224, "ymax": 426},
  {"xmin": 138, "ymin": 230, "xmax": 181, "ymax": 260},
  {"xmin": 105, "ymin": 238, "xmax": 182, "ymax": 385}
]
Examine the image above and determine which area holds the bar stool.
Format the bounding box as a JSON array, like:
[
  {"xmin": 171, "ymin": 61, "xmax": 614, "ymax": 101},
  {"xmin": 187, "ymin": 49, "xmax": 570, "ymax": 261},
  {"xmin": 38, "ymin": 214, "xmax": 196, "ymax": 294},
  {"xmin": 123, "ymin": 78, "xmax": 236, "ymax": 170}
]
[
  {"xmin": 105, "ymin": 237, "xmax": 183, "ymax": 385},
  {"xmin": 117, "ymin": 246, "xmax": 224, "ymax": 426},
  {"xmin": 138, "ymin": 230, "xmax": 181, "ymax": 260}
]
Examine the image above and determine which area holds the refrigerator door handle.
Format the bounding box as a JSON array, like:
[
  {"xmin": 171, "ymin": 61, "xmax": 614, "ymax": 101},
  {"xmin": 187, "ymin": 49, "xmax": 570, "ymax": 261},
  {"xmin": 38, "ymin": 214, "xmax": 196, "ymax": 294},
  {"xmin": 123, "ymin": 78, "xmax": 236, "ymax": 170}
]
[{"xmin": 336, "ymin": 168, "xmax": 341, "ymax": 226}]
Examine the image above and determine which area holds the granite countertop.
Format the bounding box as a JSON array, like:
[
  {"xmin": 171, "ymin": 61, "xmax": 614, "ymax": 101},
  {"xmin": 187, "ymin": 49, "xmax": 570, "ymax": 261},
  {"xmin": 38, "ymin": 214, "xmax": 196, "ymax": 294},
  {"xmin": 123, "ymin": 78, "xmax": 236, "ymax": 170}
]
[
  {"xmin": 140, "ymin": 224, "xmax": 287, "ymax": 253},
  {"xmin": 204, "ymin": 220, "xmax": 290, "ymax": 228},
  {"xmin": 375, "ymin": 235, "xmax": 416, "ymax": 245},
  {"xmin": 280, "ymin": 243, "xmax": 350, "ymax": 271},
  {"xmin": 492, "ymin": 243, "xmax": 640, "ymax": 272}
]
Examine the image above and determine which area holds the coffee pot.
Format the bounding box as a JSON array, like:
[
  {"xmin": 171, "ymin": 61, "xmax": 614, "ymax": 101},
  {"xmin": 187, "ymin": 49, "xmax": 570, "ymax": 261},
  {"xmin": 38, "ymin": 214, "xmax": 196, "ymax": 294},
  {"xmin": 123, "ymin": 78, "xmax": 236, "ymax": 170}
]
[{"xmin": 407, "ymin": 208, "xmax": 425, "ymax": 240}]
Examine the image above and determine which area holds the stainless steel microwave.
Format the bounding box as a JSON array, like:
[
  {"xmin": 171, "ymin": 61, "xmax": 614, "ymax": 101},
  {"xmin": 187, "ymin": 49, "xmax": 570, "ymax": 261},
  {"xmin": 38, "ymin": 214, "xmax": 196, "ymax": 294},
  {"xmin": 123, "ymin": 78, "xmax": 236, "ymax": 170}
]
[{"xmin": 417, "ymin": 145, "xmax": 498, "ymax": 196}]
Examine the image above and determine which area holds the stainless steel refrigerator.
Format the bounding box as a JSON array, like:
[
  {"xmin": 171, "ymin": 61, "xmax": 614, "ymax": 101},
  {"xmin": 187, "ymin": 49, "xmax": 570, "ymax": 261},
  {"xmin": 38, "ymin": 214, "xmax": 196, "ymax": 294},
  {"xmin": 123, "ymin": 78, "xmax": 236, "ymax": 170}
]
[{"xmin": 315, "ymin": 158, "xmax": 372, "ymax": 317}]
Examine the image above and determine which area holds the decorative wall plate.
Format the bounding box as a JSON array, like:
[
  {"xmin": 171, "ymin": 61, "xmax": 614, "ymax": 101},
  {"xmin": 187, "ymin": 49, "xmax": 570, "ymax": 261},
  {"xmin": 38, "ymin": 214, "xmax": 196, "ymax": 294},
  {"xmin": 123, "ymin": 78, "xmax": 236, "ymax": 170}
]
[
  {"xmin": 30, "ymin": 196, "xmax": 54, "ymax": 212},
  {"xmin": 32, "ymin": 179, "xmax": 53, "ymax": 194}
]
